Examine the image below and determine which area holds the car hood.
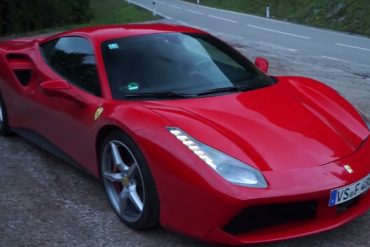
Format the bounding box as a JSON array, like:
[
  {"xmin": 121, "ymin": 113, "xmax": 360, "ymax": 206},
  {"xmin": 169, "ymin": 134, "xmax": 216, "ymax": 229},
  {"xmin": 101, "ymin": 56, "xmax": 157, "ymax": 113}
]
[{"xmin": 145, "ymin": 77, "xmax": 369, "ymax": 171}]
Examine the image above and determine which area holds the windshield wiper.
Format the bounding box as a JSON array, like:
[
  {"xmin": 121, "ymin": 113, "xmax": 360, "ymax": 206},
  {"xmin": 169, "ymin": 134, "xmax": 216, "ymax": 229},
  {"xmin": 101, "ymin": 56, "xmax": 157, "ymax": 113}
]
[
  {"xmin": 196, "ymin": 86, "xmax": 240, "ymax": 96},
  {"xmin": 124, "ymin": 92, "xmax": 193, "ymax": 99}
]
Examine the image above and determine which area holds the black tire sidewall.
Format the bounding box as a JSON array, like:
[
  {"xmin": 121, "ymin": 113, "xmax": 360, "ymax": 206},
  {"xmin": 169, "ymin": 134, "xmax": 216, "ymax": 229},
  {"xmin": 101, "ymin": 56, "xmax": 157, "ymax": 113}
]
[
  {"xmin": 0, "ymin": 94, "xmax": 12, "ymax": 136},
  {"xmin": 99, "ymin": 130, "xmax": 160, "ymax": 230}
]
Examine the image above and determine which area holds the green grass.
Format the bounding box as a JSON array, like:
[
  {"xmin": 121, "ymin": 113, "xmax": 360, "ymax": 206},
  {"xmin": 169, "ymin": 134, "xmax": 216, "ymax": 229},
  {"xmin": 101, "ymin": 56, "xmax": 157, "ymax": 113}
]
[
  {"xmin": 185, "ymin": 0, "xmax": 370, "ymax": 37},
  {"xmin": 89, "ymin": 0, "xmax": 160, "ymax": 25}
]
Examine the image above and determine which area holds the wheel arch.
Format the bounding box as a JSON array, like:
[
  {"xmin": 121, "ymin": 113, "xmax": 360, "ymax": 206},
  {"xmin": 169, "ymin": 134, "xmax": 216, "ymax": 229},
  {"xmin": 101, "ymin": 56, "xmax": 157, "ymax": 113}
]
[{"xmin": 95, "ymin": 124, "xmax": 124, "ymax": 178}]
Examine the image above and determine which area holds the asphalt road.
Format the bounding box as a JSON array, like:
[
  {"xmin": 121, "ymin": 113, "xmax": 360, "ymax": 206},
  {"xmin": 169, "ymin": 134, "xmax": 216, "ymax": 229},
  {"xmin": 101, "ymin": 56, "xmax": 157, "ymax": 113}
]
[
  {"xmin": 1, "ymin": 1, "xmax": 370, "ymax": 247},
  {"xmin": 130, "ymin": 0, "xmax": 370, "ymax": 114},
  {"xmin": 132, "ymin": 0, "xmax": 370, "ymax": 66}
]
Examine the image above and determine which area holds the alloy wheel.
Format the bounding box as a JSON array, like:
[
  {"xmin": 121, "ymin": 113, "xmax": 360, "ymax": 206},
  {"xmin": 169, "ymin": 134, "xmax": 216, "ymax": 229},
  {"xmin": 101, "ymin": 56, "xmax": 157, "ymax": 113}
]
[{"xmin": 101, "ymin": 140, "xmax": 145, "ymax": 222}]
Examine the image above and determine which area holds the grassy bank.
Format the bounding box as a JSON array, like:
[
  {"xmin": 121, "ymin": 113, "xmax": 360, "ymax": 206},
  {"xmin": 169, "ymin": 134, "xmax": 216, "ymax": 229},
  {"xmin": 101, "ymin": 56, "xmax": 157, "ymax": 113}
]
[
  {"xmin": 89, "ymin": 0, "xmax": 159, "ymax": 25},
  {"xmin": 185, "ymin": 0, "xmax": 370, "ymax": 37}
]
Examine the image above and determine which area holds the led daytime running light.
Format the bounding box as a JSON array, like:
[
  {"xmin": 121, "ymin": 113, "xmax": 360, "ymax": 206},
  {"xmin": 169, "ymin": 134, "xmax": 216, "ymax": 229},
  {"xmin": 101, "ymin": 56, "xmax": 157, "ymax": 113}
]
[
  {"xmin": 167, "ymin": 127, "xmax": 268, "ymax": 188},
  {"xmin": 169, "ymin": 128, "xmax": 216, "ymax": 168}
]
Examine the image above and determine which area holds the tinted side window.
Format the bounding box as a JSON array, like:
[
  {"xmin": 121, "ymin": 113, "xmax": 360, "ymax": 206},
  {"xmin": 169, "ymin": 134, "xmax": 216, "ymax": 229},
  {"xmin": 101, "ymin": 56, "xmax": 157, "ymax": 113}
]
[
  {"xmin": 41, "ymin": 37, "xmax": 101, "ymax": 96},
  {"xmin": 40, "ymin": 39, "xmax": 58, "ymax": 59}
]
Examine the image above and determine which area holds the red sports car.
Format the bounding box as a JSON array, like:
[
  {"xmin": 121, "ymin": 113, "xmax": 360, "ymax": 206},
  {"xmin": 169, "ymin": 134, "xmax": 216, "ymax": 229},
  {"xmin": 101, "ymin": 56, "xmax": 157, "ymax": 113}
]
[{"xmin": 0, "ymin": 24, "xmax": 369, "ymax": 245}]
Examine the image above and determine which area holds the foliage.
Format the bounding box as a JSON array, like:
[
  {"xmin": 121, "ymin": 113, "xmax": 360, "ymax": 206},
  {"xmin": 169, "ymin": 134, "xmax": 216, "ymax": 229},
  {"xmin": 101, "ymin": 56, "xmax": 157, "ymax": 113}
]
[
  {"xmin": 0, "ymin": 0, "xmax": 158, "ymax": 35},
  {"xmin": 0, "ymin": 0, "xmax": 91, "ymax": 35}
]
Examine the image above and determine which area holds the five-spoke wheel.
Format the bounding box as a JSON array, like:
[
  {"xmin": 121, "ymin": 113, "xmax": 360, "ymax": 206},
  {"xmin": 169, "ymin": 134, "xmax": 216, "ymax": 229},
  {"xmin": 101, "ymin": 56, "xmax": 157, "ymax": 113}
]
[{"xmin": 100, "ymin": 131, "xmax": 159, "ymax": 229}]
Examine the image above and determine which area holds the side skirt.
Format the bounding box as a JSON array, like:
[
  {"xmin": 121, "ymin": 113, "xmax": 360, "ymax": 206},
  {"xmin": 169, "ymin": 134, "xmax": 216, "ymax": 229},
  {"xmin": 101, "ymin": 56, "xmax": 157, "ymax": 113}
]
[{"xmin": 13, "ymin": 128, "xmax": 95, "ymax": 177}]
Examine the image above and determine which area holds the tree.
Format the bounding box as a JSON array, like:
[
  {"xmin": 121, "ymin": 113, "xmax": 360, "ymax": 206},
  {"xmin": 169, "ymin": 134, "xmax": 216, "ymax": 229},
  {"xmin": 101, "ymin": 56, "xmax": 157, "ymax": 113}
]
[{"xmin": 0, "ymin": 0, "xmax": 91, "ymax": 35}]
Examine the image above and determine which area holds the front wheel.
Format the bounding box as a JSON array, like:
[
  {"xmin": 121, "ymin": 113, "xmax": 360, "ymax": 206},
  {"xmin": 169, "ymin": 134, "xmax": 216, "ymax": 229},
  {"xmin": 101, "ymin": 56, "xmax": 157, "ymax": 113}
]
[
  {"xmin": 100, "ymin": 131, "xmax": 159, "ymax": 229},
  {"xmin": 0, "ymin": 94, "xmax": 13, "ymax": 136}
]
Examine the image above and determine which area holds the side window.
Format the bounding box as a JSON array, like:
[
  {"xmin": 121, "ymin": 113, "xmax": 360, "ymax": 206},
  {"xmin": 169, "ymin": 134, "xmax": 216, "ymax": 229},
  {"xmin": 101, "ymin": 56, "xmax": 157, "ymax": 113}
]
[
  {"xmin": 40, "ymin": 37, "xmax": 102, "ymax": 96},
  {"xmin": 40, "ymin": 39, "xmax": 58, "ymax": 59}
]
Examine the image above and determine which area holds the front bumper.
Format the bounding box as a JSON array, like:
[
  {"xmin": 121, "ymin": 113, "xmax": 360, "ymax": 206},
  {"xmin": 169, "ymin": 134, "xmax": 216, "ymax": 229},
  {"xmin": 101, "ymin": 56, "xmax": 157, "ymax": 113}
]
[
  {"xmin": 207, "ymin": 176, "xmax": 370, "ymax": 245},
  {"xmin": 136, "ymin": 128, "xmax": 370, "ymax": 245},
  {"xmin": 207, "ymin": 136, "xmax": 370, "ymax": 245}
]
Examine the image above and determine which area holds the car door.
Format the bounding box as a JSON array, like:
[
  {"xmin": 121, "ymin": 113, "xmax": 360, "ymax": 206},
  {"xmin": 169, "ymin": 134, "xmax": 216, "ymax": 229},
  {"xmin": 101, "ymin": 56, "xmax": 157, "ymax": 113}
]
[{"xmin": 37, "ymin": 36, "xmax": 104, "ymax": 170}]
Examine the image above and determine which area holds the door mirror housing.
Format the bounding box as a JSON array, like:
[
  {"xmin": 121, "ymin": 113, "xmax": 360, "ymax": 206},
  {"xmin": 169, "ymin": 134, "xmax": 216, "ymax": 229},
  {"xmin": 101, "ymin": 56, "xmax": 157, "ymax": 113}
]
[
  {"xmin": 254, "ymin": 57, "xmax": 269, "ymax": 74},
  {"xmin": 40, "ymin": 80, "xmax": 86, "ymax": 106},
  {"xmin": 40, "ymin": 80, "xmax": 70, "ymax": 94}
]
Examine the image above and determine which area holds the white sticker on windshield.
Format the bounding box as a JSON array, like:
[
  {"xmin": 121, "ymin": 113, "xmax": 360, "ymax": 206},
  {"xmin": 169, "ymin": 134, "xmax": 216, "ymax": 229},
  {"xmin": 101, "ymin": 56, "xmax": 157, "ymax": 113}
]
[{"xmin": 108, "ymin": 43, "xmax": 119, "ymax": 49}]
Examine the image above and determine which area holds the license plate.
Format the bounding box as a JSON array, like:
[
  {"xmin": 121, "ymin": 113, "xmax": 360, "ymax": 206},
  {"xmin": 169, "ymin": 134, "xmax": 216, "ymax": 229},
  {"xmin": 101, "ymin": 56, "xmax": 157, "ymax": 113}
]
[{"xmin": 329, "ymin": 174, "xmax": 370, "ymax": 207}]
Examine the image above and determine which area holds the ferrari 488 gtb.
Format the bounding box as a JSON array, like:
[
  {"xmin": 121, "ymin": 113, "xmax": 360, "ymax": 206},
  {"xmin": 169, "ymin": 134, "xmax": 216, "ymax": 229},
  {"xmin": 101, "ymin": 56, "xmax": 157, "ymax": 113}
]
[{"xmin": 0, "ymin": 24, "xmax": 369, "ymax": 245}]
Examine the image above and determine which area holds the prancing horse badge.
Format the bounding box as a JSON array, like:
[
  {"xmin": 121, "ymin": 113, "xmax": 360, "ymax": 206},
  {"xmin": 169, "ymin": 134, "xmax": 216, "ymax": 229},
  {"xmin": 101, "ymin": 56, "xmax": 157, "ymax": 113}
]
[
  {"xmin": 94, "ymin": 107, "xmax": 104, "ymax": 121},
  {"xmin": 344, "ymin": 164, "xmax": 354, "ymax": 174}
]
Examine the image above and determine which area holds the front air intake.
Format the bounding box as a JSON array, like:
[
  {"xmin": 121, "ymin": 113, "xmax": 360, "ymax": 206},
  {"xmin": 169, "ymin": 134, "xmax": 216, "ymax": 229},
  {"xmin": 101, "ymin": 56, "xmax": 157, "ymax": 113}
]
[{"xmin": 224, "ymin": 201, "xmax": 317, "ymax": 235}]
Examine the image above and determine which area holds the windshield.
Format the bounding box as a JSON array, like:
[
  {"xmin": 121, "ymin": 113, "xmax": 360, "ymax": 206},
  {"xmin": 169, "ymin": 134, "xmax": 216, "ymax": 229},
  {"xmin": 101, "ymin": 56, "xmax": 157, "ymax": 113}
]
[{"xmin": 101, "ymin": 33, "xmax": 275, "ymax": 99}]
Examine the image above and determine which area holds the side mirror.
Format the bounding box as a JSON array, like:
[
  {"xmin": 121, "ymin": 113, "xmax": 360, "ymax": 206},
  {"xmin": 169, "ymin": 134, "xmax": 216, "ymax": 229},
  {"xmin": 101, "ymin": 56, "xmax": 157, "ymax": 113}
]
[
  {"xmin": 254, "ymin": 57, "xmax": 269, "ymax": 74},
  {"xmin": 40, "ymin": 80, "xmax": 85, "ymax": 106},
  {"xmin": 40, "ymin": 80, "xmax": 70, "ymax": 95}
]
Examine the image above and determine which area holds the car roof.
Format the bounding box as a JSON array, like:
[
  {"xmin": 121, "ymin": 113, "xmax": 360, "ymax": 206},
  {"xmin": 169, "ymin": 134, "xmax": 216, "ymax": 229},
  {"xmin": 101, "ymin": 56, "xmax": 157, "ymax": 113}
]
[{"xmin": 42, "ymin": 23, "xmax": 207, "ymax": 44}]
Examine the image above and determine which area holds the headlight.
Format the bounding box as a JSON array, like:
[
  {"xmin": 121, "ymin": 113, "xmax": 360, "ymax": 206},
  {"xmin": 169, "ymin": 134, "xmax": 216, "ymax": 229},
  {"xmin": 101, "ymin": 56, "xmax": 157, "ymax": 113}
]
[
  {"xmin": 168, "ymin": 127, "xmax": 268, "ymax": 188},
  {"xmin": 360, "ymin": 112, "xmax": 370, "ymax": 130}
]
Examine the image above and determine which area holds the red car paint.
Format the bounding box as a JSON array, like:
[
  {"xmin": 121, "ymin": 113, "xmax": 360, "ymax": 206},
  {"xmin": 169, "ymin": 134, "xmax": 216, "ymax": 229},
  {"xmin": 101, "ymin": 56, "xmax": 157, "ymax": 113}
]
[{"xmin": 0, "ymin": 24, "xmax": 369, "ymax": 245}]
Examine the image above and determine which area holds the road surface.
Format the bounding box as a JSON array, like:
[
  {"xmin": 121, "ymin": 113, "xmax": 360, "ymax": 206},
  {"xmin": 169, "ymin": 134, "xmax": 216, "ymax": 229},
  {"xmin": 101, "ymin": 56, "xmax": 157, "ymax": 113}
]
[{"xmin": 131, "ymin": 0, "xmax": 370, "ymax": 66}]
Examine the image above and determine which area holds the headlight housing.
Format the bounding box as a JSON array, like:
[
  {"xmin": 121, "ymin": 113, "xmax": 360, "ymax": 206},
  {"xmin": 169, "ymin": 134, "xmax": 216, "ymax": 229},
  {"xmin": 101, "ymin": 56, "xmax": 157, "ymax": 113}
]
[{"xmin": 168, "ymin": 127, "xmax": 268, "ymax": 188}]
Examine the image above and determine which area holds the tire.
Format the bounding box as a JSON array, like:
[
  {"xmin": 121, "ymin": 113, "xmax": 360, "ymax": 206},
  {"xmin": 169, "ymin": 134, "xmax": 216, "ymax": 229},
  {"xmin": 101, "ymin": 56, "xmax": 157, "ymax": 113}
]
[
  {"xmin": 0, "ymin": 94, "xmax": 13, "ymax": 136},
  {"xmin": 99, "ymin": 131, "xmax": 159, "ymax": 229}
]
